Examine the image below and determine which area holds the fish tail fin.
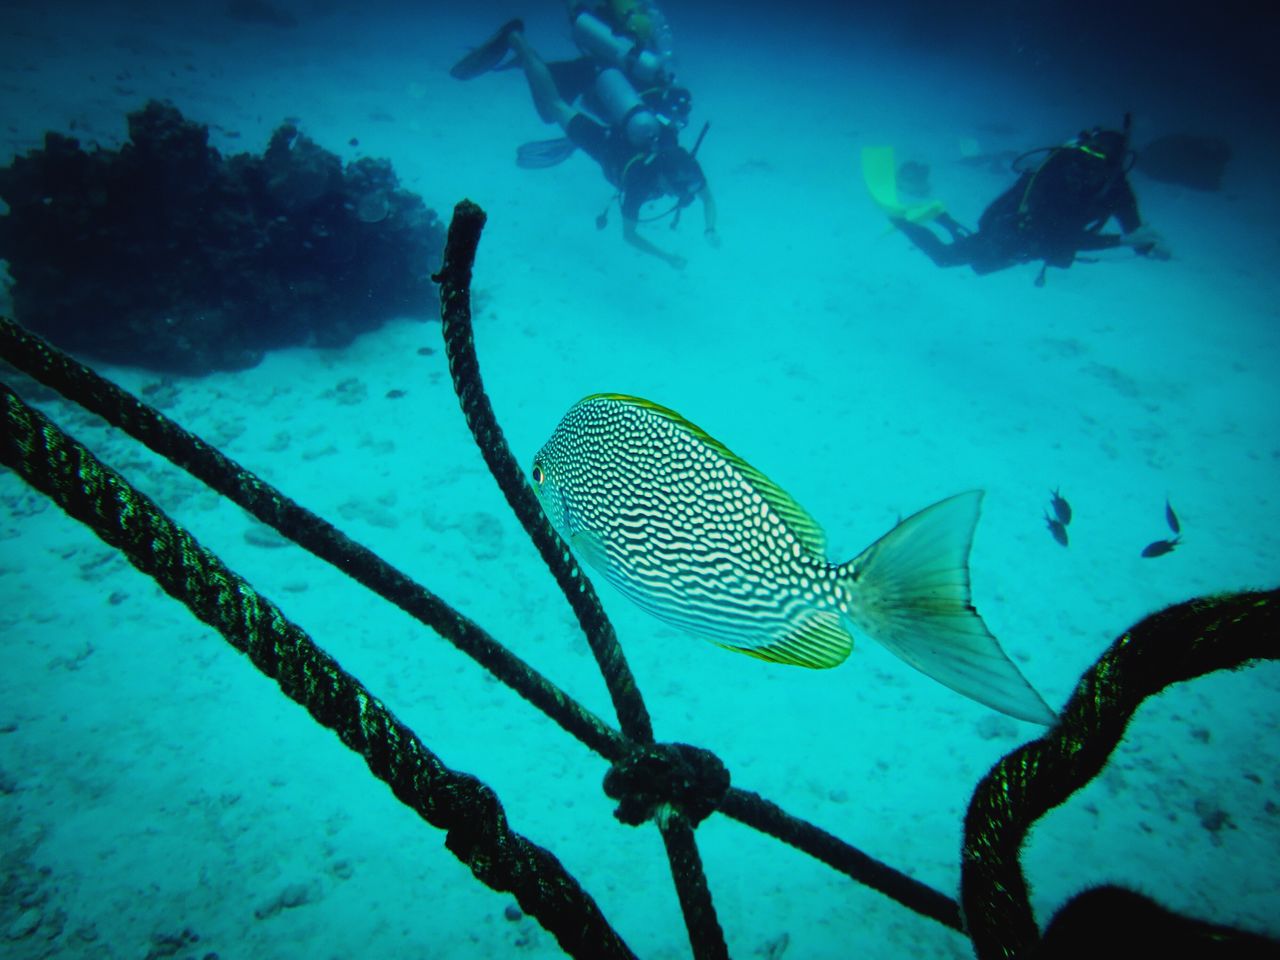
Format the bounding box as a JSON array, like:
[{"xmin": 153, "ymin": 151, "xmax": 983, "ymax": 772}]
[{"xmin": 836, "ymin": 490, "xmax": 1057, "ymax": 725}]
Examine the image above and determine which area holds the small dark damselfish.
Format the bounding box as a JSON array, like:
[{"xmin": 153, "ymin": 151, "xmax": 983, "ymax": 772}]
[{"xmin": 1141, "ymin": 537, "xmax": 1181, "ymax": 558}]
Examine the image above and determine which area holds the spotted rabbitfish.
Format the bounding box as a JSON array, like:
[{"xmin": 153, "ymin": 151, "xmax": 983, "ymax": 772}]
[{"xmin": 531, "ymin": 395, "xmax": 1056, "ymax": 725}]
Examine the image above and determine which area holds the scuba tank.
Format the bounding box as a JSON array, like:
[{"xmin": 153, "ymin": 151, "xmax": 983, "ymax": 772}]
[
  {"xmin": 571, "ymin": 8, "xmax": 672, "ymax": 86},
  {"xmin": 647, "ymin": 6, "xmax": 676, "ymax": 65},
  {"xmin": 594, "ymin": 67, "xmax": 661, "ymax": 148},
  {"xmin": 620, "ymin": 0, "xmax": 677, "ymax": 66}
]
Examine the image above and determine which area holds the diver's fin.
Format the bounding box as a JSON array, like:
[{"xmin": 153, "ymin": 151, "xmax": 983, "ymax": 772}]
[
  {"xmin": 839, "ymin": 490, "xmax": 1057, "ymax": 725},
  {"xmin": 721, "ymin": 610, "xmax": 853, "ymax": 669},
  {"xmin": 449, "ymin": 19, "xmax": 523, "ymax": 80},
  {"xmin": 517, "ymin": 137, "xmax": 579, "ymax": 169},
  {"xmin": 860, "ymin": 145, "xmax": 946, "ymax": 224}
]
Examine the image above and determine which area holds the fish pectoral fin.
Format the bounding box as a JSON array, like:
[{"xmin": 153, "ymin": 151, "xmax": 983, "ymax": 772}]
[
  {"xmin": 720, "ymin": 611, "xmax": 853, "ymax": 669},
  {"xmin": 569, "ymin": 529, "xmax": 612, "ymax": 572}
]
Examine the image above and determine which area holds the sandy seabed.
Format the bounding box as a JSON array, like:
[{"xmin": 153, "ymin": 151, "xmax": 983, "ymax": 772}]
[{"xmin": 1, "ymin": 2, "xmax": 1278, "ymax": 957}]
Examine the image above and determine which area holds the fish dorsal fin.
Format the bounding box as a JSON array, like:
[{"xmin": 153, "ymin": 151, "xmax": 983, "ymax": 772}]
[
  {"xmin": 588, "ymin": 394, "xmax": 828, "ymax": 556},
  {"xmin": 718, "ymin": 610, "xmax": 853, "ymax": 669}
]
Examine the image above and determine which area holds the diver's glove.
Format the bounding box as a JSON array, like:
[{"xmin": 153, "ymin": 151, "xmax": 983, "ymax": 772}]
[{"xmin": 1123, "ymin": 225, "xmax": 1172, "ymax": 260}]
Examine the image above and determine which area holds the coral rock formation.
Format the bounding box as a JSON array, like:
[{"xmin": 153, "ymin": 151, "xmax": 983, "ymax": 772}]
[{"xmin": 0, "ymin": 100, "xmax": 444, "ymax": 374}]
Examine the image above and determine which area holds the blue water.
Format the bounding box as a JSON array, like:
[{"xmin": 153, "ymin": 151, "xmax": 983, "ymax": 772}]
[{"xmin": 1, "ymin": 1, "xmax": 1277, "ymax": 957}]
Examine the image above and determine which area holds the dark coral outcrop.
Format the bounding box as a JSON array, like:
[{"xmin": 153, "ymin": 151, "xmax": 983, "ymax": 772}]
[{"xmin": 0, "ymin": 100, "xmax": 444, "ymax": 374}]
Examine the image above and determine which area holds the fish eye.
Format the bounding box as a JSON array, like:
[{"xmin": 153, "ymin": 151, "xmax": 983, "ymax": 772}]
[{"xmin": 531, "ymin": 464, "xmax": 544, "ymax": 485}]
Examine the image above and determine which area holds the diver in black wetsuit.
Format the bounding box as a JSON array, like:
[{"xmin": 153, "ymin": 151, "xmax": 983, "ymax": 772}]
[
  {"xmin": 449, "ymin": 14, "xmax": 717, "ymax": 270},
  {"xmin": 894, "ymin": 118, "xmax": 1168, "ymax": 283}
]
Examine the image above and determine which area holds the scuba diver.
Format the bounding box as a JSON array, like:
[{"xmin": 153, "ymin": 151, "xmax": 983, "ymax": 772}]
[
  {"xmin": 450, "ymin": 8, "xmax": 717, "ymax": 270},
  {"xmin": 889, "ymin": 116, "xmax": 1169, "ymax": 284},
  {"xmin": 503, "ymin": 1, "xmax": 692, "ymax": 169}
]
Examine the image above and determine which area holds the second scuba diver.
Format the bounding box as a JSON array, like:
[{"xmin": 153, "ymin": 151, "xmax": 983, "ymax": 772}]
[
  {"xmin": 450, "ymin": 3, "xmax": 718, "ymax": 270},
  {"xmin": 890, "ymin": 116, "xmax": 1169, "ymax": 285}
]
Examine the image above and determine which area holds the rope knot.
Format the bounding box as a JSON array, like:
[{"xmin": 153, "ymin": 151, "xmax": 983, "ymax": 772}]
[{"xmin": 603, "ymin": 742, "xmax": 730, "ymax": 828}]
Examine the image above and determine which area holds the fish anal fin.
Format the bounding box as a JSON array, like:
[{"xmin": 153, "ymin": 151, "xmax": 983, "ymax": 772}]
[{"xmin": 719, "ymin": 611, "xmax": 852, "ymax": 669}]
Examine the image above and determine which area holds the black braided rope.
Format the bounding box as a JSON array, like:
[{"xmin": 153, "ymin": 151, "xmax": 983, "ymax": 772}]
[
  {"xmin": 660, "ymin": 814, "xmax": 729, "ymax": 960},
  {"xmin": 433, "ymin": 200, "xmax": 733, "ymax": 959},
  {"xmin": 962, "ymin": 589, "xmax": 1279, "ymax": 958},
  {"xmin": 0, "ymin": 314, "xmax": 625, "ymax": 763},
  {"xmin": 433, "ymin": 200, "xmax": 654, "ymax": 747},
  {"xmin": 0, "ymin": 382, "xmax": 637, "ymax": 960},
  {"xmin": 721, "ymin": 787, "xmax": 965, "ymax": 932},
  {"xmin": 0, "ymin": 312, "xmax": 969, "ymax": 941}
]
